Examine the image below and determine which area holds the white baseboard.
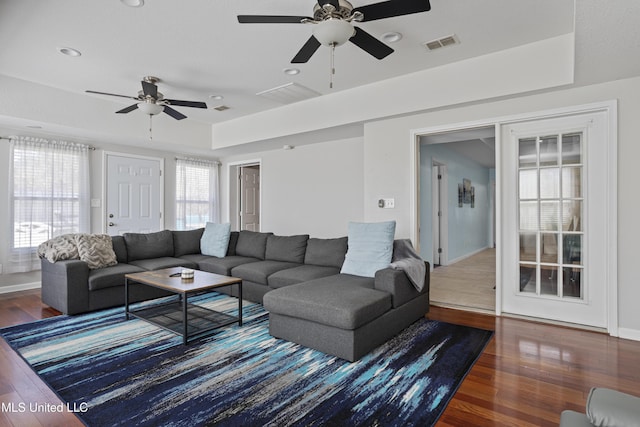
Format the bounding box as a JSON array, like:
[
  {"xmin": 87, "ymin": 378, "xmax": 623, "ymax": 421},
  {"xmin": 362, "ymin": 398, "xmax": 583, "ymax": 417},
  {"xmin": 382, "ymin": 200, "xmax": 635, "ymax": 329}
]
[
  {"xmin": 0, "ymin": 282, "xmax": 41, "ymax": 294},
  {"xmin": 618, "ymin": 327, "xmax": 640, "ymax": 342}
]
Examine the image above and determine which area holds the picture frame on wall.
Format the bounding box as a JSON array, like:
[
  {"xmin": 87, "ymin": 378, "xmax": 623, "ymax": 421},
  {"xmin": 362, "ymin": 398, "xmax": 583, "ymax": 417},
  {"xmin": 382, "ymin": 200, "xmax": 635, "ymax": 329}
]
[{"xmin": 463, "ymin": 178, "xmax": 471, "ymax": 204}]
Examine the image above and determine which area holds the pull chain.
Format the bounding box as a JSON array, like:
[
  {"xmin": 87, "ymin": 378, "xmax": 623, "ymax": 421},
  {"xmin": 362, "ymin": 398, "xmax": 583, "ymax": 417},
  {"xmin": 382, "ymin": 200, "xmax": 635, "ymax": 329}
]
[
  {"xmin": 330, "ymin": 42, "xmax": 336, "ymax": 89},
  {"xmin": 149, "ymin": 114, "xmax": 153, "ymax": 141}
]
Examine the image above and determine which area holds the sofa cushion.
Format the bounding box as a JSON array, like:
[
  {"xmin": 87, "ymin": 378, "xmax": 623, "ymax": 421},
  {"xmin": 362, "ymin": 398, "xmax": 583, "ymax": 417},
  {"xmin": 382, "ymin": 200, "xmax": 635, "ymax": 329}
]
[
  {"xmin": 173, "ymin": 228, "xmax": 204, "ymax": 257},
  {"xmin": 231, "ymin": 260, "xmax": 301, "ymax": 286},
  {"xmin": 198, "ymin": 255, "xmax": 259, "ymax": 276},
  {"xmin": 265, "ymin": 234, "xmax": 309, "ymax": 263},
  {"xmin": 88, "ymin": 263, "xmax": 145, "ymax": 291},
  {"xmin": 227, "ymin": 231, "xmax": 239, "ymax": 256},
  {"xmin": 178, "ymin": 253, "xmax": 213, "ymax": 265},
  {"xmin": 129, "ymin": 257, "xmax": 197, "ymax": 271},
  {"xmin": 200, "ymin": 223, "xmax": 231, "ymax": 257},
  {"xmin": 304, "ymin": 237, "xmax": 348, "ymax": 268},
  {"xmin": 341, "ymin": 221, "xmax": 396, "ymax": 278},
  {"xmin": 235, "ymin": 231, "xmax": 272, "ymax": 260},
  {"xmin": 264, "ymin": 275, "xmax": 389, "ymax": 330},
  {"xmin": 111, "ymin": 235, "xmax": 128, "ymax": 264},
  {"xmin": 268, "ymin": 265, "xmax": 340, "ymax": 289},
  {"xmin": 75, "ymin": 234, "xmax": 118, "ymax": 270},
  {"xmin": 124, "ymin": 230, "xmax": 174, "ymax": 262}
]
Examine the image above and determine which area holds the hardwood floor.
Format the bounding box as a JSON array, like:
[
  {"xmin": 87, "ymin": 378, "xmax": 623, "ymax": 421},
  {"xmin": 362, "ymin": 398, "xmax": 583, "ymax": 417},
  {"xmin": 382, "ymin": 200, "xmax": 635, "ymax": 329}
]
[{"xmin": 1, "ymin": 290, "xmax": 640, "ymax": 426}]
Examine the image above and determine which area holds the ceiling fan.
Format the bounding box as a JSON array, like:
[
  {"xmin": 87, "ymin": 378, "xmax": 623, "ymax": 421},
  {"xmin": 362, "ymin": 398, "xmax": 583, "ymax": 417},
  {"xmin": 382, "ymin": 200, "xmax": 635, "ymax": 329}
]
[
  {"xmin": 237, "ymin": 0, "xmax": 432, "ymax": 64},
  {"xmin": 86, "ymin": 76, "xmax": 207, "ymax": 120}
]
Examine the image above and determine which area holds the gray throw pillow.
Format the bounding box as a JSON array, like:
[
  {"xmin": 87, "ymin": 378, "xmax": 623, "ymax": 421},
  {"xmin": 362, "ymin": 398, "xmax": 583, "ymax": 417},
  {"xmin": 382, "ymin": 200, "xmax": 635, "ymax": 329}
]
[
  {"xmin": 235, "ymin": 231, "xmax": 272, "ymax": 260},
  {"xmin": 123, "ymin": 230, "xmax": 174, "ymax": 262},
  {"xmin": 173, "ymin": 228, "xmax": 204, "ymax": 257},
  {"xmin": 265, "ymin": 234, "xmax": 309, "ymax": 263},
  {"xmin": 304, "ymin": 237, "xmax": 348, "ymax": 268}
]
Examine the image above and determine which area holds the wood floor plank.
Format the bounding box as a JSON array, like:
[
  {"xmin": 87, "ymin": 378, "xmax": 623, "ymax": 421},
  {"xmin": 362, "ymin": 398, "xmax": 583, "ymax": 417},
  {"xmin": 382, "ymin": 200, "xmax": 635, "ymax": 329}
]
[{"xmin": 1, "ymin": 290, "xmax": 640, "ymax": 426}]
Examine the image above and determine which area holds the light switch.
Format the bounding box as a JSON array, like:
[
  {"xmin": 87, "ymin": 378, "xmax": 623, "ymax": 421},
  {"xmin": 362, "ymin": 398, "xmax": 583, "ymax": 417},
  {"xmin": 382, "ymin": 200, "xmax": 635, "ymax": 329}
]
[
  {"xmin": 91, "ymin": 199, "xmax": 101, "ymax": 208},
  {"xmin": 378, "ymin": 198, "xmax": 395, "ymax": 209}
]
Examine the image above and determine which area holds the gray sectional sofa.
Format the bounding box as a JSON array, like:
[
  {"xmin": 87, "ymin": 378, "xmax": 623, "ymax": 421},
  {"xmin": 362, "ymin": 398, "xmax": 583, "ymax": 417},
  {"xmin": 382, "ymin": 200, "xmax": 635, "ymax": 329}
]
[{"xmin": 41, "ymin": 228, "xmax": 430, "ymax": 361}]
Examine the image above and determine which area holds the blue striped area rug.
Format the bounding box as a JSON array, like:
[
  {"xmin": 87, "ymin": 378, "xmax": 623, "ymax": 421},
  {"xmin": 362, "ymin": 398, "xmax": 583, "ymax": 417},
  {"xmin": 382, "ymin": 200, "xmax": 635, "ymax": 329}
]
[{"xmin": 1, "ymin": 294, "xmax": 492, "ymax": 427}]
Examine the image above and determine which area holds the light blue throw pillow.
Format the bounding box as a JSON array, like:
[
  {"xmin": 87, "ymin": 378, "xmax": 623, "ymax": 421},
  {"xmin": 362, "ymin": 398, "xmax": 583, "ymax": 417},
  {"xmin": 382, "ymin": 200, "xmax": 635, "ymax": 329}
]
[
  {"xmin": 200, "ymin": 222, "xmax": 231, "ymax": 258},
  {"xmin": 340, "ymin": 221, "xmax": 396, "ymax": 278}
]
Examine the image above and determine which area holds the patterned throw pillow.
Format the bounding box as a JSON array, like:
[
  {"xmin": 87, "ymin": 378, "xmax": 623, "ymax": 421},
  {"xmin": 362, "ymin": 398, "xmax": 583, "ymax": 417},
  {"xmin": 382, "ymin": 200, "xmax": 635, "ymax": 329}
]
[
  {"xmin": 37, "ymin": 234, "xmax": 79, "ymax": 263},
  {"xmin": 75, "ymin": 234, "xmax": 118, "ymax": 270}
]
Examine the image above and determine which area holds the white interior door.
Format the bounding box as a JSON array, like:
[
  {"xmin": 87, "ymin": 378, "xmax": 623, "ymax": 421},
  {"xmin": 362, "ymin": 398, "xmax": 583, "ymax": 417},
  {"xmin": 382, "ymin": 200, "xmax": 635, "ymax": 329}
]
[
  {"xmin": 500, "ymin": 111, "xmax": 611, "ymax": 328},
  {"xmin": 106, "ymin": 154, "xmax": 163, "ymax": 235},
  {"xmin": 240, "ymin": 166, "xmax": 260, "ymax": 231}
]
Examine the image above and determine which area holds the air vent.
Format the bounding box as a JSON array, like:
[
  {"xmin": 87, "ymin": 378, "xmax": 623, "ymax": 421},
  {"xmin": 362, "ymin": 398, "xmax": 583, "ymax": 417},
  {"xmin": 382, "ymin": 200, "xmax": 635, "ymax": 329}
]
[
  {"xmin": 256, "ymin": 82, "xmax": 321, "ymax": 104},
  {"xmin": 214, "ymin": 105, "xmax": 230, "ymax": 111},
  {"xmin": 423, "ymin": 34, "xmax": 459, "ymax": 51}
]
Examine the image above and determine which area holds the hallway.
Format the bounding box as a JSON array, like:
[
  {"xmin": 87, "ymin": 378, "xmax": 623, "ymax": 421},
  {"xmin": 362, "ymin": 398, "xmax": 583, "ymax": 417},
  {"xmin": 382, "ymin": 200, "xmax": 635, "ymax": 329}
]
[{"xmin": 429, "ymin": 248, "xmax": 496, "ymax": 312}]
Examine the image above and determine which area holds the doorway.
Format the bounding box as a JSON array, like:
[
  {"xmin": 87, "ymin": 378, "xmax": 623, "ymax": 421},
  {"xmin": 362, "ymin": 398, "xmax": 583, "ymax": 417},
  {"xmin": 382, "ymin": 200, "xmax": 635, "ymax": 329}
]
[
  {"xmin": 410, "ymin": 101, "xmax": 617, "ymax": 332},
  {"xmin": 228, "ymin": 161, "xmax": 261, "ymax": 232},
  {"xmin": 104, "ymin": 153, "xmax": 164, "ymax": 235},
  {"xmin": 419, "ymin": 127, "xmax": 497, "ymax": 312}
]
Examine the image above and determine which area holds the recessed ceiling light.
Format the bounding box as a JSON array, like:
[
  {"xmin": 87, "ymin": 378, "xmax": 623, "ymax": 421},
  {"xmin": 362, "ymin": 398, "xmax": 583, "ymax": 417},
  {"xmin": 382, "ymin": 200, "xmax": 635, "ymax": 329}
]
[
  {"xmin": 120, "ymin": 0, "xmax": 144, "ymax": 7},
  {"xmin": 381, "ymin": 32, "xmax": 403, "ymax": 43},
  {"xmin": 209, "ymin": 95, "xmax": 224, "ymax": 100},
  {"xmin": 283, "ymin": 68, "xmax": 300, "ymax": 76},
  {"xmin": 57, "ymin": 47, "xmax": 82, "ymax": 57}
]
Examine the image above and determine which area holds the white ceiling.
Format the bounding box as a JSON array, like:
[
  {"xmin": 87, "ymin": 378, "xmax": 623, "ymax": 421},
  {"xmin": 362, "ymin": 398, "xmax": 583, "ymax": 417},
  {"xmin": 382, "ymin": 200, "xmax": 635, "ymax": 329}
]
[
  {"xmin": 0, "ymin": 0, "xmax": 574, "ymax": 126},
  {"xmin": 1, "ymin": 0, "xmax": 639, "ymax": 156}
]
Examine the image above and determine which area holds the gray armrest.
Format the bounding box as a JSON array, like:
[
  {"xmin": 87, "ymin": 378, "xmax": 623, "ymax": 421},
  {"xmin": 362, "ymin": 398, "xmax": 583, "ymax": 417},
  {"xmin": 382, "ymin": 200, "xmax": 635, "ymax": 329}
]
[
  {"xmin": 374, "ymin": 263, "xmax": 429, "ymax": 308},
  {"xmin": 586, "ymin": 388, "xmax": 640, "ymax": 427},
  {"xmin": 41, "ymin": 259, "xmax": 90, "ymax": 315}
]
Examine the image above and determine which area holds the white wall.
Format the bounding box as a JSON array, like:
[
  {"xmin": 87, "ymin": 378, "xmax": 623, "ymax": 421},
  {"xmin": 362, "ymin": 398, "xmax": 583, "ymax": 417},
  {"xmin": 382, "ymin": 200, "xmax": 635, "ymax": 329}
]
[
  {"xmin": 363, "ymin": 75, "xmax": 640, "ymax": 334},
  {"xmin": 220, "ymin": 137, "xmax": 364, "ymax": 238}
]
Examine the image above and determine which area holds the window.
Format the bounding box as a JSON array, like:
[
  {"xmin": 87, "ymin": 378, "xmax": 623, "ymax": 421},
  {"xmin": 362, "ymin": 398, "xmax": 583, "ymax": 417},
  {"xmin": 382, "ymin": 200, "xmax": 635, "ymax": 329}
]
[
  {"xmin": 8, "ymin": 137, "xmax": 90, "ymax": 272},
  {"xmin": 175, "ymin": 158, "xmax": 219, "ymax": 230},
  {"xmin": 518, "ymin": 132, "xmax": 584, "ymax": 299}
]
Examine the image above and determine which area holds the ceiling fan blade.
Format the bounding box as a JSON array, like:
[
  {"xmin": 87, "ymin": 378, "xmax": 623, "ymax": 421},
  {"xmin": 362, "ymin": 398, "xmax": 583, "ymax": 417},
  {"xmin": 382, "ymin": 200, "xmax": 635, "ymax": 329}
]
[
  {"xmin": 85, "ymin": 90, "xmax": 138, "ymax": 100},
  {"xmin": 165, "ymin": 99, "xmax": 208, "ymax": 109},
  {"xmin": 353, "ymin": 0, "xmax": 431, "ymax": 22},
  {"xmin": 141, "ymin": 80, "xmax": 158, "ymax": 98},
  {"xmin": 115, "ymin": 104, "xmax": 139, "ymax": 114},
  {"xmin": 349, "ymin": 27, "xmax": 394, "ymax": 59},
  {"xmin": 238, "ymin": 15, "xmax": 310, "ymax": 24},
  {"xmin": 163, "ymin": 106, "xmax": 187, "ymax": 120},
  {"xmin": 291, "ymin": 35, "xmax": 322, "ymax": 63}
]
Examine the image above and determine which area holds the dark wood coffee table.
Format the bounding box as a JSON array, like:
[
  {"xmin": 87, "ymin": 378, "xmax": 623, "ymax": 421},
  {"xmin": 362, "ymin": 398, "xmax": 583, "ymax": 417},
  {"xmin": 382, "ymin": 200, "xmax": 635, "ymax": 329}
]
[{"xmin": 124, "ymin": 267, "xmax": 243, "ymax": 345}]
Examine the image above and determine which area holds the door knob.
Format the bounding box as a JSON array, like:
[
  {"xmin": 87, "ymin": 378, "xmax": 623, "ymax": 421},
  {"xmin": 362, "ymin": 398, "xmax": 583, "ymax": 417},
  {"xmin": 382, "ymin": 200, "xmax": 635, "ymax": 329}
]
[
  {"xmin": 109, "ymin": 213, "xmax": 114, "ymax": 218},
  {"xmin": 109, "ymin": 222, "xmax": 115, "ymax": 227}
]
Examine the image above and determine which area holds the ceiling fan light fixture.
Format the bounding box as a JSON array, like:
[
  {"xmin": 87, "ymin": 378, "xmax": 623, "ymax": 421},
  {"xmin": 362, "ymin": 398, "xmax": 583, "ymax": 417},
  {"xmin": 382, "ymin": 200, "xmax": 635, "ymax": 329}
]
[
  {"xmin": 137, "ymin": 102, "xmax": 164, "ymax": 116},
  {"xmin": 57, "ymin": 47, "xmax": 82, "ymax": 57},
  {"xmin": 120, "ymin": 0, "xmax": 144, "ymax": 7},
  {"xmin": 312, "ymin": 19, "xmax": 355, "ymax": 46},
  {"xmin": 381, "ymin": 31, "xmax": 403, "ymax": 43}
]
